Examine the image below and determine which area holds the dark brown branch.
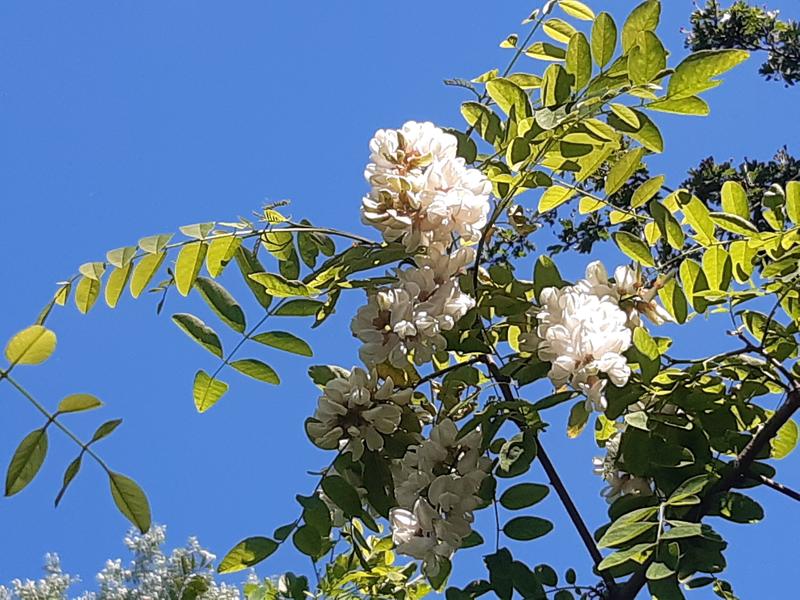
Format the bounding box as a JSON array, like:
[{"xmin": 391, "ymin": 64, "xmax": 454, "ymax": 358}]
[
  {"xmin": 748, "ymin": 473, "xmax": 800, "ymax": 503},
  {"xmin": 613, "ymin": 386, "xmax": 800, "ymax": 600},
  {"xmin": 482, "ymin": 356, "xmax": 618, "ymax": 593}
]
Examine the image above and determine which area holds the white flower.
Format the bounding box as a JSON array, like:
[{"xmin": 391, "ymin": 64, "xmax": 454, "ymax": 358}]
[
  {"xmin": 536, "ymin": 270, "xmax": 632, "ymax": 411},
  {"xmin": 351, "ymin": 247, "xmax": 476, "ymax": 368},
  {"xmin": 593, "ymin": 428, "xmax": 652, "ymax": 502},
  {"xmin": 306, "ymin": 367, "xmax": 412, "ymax": 460},
  {"xmin": 390, "ymin": 419, "xmax": 490, "ymax": 572},
  {"xmin": 361, "ymin": 121, "xmax": 491, "ymax": 250}
]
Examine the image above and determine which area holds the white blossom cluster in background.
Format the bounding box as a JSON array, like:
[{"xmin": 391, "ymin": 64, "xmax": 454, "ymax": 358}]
[
  {"xmin": 0, "ymin": 525, "xmax": 242, "ymax": 600},
  {"xmin": 361, "ymin": 120, "xmax": 491, "ymax": 252}
]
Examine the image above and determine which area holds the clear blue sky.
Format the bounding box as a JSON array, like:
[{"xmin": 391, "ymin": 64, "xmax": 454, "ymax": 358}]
[{"xmin": 1, "ymin": 1, "xmax": 798, "ymax": 597}]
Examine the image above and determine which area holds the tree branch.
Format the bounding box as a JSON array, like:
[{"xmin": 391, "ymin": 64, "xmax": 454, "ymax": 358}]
[{"xmin": 482, "ymin": 356, "xmax": 617, "ymax": 593}]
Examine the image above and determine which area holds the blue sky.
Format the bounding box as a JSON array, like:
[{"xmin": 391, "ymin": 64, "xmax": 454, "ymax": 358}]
[{"xmin": 1, "ymin": 0, "xmax": 798, "ymax": 597}]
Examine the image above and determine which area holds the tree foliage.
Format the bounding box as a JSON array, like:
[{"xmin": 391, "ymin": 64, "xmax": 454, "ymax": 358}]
[{"xmin": 3, "ymin": 2, "xmax": 800, "ymax": 600}]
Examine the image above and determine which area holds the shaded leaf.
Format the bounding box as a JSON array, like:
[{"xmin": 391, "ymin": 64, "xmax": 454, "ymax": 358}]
[
  {"xmin": 171, "ymin": 313, "xmax": 223, "ymax": 358},
  {"xmin": 109, "ymin": 471, "xmax": 151, "ymax": 533},
  {"xmin": 194, "ymin": 277, "xmax": 246, "ymax": 333},
  {"xmin": 218, "ymin": 537, "xmax": 278, "ymax": 574},
  {"xmin": 5, "ymin": 429, "xmax": 48, "ymax": 496},
  {"xmin": 252, "ymin": 331, "xmax": 313, "ymax": 357},
  {"xmin": 230, "ymin": 359, "xmax": 280, "ymax": 384}
]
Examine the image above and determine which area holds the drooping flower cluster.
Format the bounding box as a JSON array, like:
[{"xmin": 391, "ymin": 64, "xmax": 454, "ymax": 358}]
[
  {"xmin": 389, "ymin": 419, "xmax": 491, "ymax": 575},
  {"xmin": 351, "ymin": 246, "xmax": 476, "ymax": 368},
  {"xmin": 529, "ymin": 261, "xmax": 673, "ymax": 412},
  {"xmin": 361, "ymin": 121, "xmax": 491, "ymax": 251},
  {"xmin": 306, "ymin": 367, "xmax": 413, "ymax": 460}
]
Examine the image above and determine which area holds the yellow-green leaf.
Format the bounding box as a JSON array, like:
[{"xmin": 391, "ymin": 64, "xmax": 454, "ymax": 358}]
[
  {"xmin": 730, "ymin": 240, "xmax": 756, "ymax": 283},
  {"xmin": 680, "ymin": 259, "xmax": 709, "ymax": 313},
  {"xmin": 606, "ymin": 148, "xmax": 645, "ymax": 196},
  {"xmin": 230, "ymin": 359, "xmax": 280, "ymax": 384},
  {"xmin": 486, "ymin": 78, "xmax": 532, "ymax": 118},
  {"xmin": 710, "ymin": 212, "xmax": 758, "ymax": 236},
  {"xmin": 79, "ymin": 262, "xmax": 106, "ymax": 281},
  {"xmin": 218, "ymin": 537, "xmax": 279, "ymax": 574},
  {"xmin": 631, "ymin": 175, "xmax": 664, "ymax": 208},
  {"xmin": 252, "ymin": 331, "xmax": 313, "ymax": 357},
  {"xmin": 175, "ymin": 242, "xmax": 208, "ymax": 297},
  {"xmin": 194, "ymin": 277, "xmax": 246, "ymax": 333},
  {"xmin": 138, "ymin": 234, "xmax": 173, "ymax": 254},
  {"xmin": 4, "ymin": 325, "xmax": 57, "ymax": 367},
  {"xmin": 544, "ymin": 18, "xmax": 577, "ymax": 44},
  {"xmin": 628, "ymin": 31, "xmax": 666, "ymax": 85},
  {"xmin": 785, "ymin": 181, "xmax": 799, "ymax": 225},
  {"xmin": 721, "ymin": 181, "xmax": 750, "ymax": 219},
  {"xmin": 668, "ymin": 49, "xmax": 749, "ymax": 100},
  {"xmin": 607, "ymin": 108, "xmax": 663, "ymax": 153},
  {"xmin": 702, "ymin": 246, "xmax": 732, "ymax": 291},
  {"xmin": 262, "ymin": 231, "xmax": 294, "ymax": 261},
  {"xmin": 249, "ymin": 273, "xmax": 319, "ymax": 298},
  {"xmin": 193, "ymin": 370, "xmax": 229, "ymax": 413},
  {"xmin": 559, "ymin": 0, "xmax": 595, "ymax": 21},
  {"xmin": 771, "ymin": 418, "xmax": 799, "ymax": 460},
  {"xmin": 106, "ymin": 246, "xmax": 137, "ymax": 269},
  {"xmin": 130, "ymin": 252, "xmax": 166, "ymax": 299},
  {"xmin": 566, "ymin": 32, "xmax": 592, "ymax": 90},
  {"xmin": 681, "ymin": 195, "xmax": 716, "ymax": 246},
  {"xmin": 525, "ymin": 42, "xmax": 566, "ymax": 61},
  {"xmin": 647, "ymin": 96, "xmax": 710, "ymax": 116},
  {"xmin": 621, "ymin": 0, "xmax": 661, "ymax": 52},
  {"xmin": 206, "ymin": 235, "xmax": 242, "ymax": 278},
  {"xmin": 658, "ymin": 279, "xmax": 688, "ymax": 324},
  {"xmin": 591, "ymin": 12, "xmax": 617, "ymax": 68},
  {"xmin": 613, "ymin": 232, "xmax": 655, "ymax": 267},
  {"xmin": 538, "ymin": 185, "xmax": 577, "ymax": 213},
  {"xmin": 57, "ymin": 393, "xmax": 103, "ymax": 414},
  {"xmin": 105, "ymin": 264, "xmax": 132, "ymax": 309},
  {"xmin": 171, "ymin": 313, "xmax": 223, "ymax": 358},
  {"xmin": 75, "ymin": 276, "xmax": 101, "ymax": 315},
  {"xmin": 179, "ymin": 222, "xmax": 215, "ymax": 240}
]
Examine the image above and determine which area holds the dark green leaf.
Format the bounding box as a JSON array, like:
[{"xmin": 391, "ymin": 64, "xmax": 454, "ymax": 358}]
[
  {"xmin": 5, "ymin": 429, "xmax": 48, "ymax": 496},
  {"xmin": 109, "ymin": 471, "xmax": 151, "ymax": 533}
]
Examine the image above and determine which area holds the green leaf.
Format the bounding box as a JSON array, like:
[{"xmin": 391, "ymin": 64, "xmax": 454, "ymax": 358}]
[
  {"xmin": 322, "ymin": 475, "xmax": 362, "ymax": 517},
  {"xmin": 628, "ymin": 31, "xmax": 666, "ymax": 85},
  {"xmin": 274, "ymin": 299, "xmax": 325, "ymax": 317},
  {"xmin": 194, "ymin": 277, "xmax": 246, "ymax": 333},
  {"xmin": 57, "ymin": 393, "xmax": 102, "ymax": 414},
  {"xmin": 621, "ymin": 0, "xmax": 660, "ymax": 52},
  {"xmin": 559, "ymin": 0, "xmax": 594, "ymax": 20},
  {"xmin": 598, "ymin": 521, "xmax": 656, "ymax": 548},
  {"xmin": 252, "ymin": 331, "xmax": 313, "ymax": 357},
  {"xmin": 730, "ymin": 240, "xmax": 756, "ymax": 283},
  {"xmin": 79, "ymin": 261, "xmax": 106, "ymax": 281},
  {"xmin": 567, "ymin": 400, "xmax": 590, "ymax": 438},
  {"xmin": 138, "ymin": 233, "xmax": 173, "ymax": 254},
  {"xmin": 175, "ymin": 241, "xmax": 208, "ymax": 296},
  {"xmin": 541, "ymin": 64, "xmax": 573, "ymax": 108},
  {"xmin": 262, "ymin": 231, "xmax": 294, "ymax": 261},
  {"xmin": 496, "ymin": 430, "xmax": 537, "ymax": 478},
  {"xmin": 721, "ymin": 181, "xmax": 750, "ymax": 219},
  {"xmin": 657, "ymin": 279, "xmax": 688, "ymax": 324},
  {"xmin": 544, "ymin": 19, "xmax": 577, "ymax": 44},
  {"xmin": 5, "ymin": 429, "xmax": 48, "ymax": 496},
  {"xmin": 230, "ymin": 359, "xmax": 280, "ymax": 384},
  {"xmin": 771, "ymin": 418, "xmax": 798, "ymax": 459},
  {"xmin": 649, "ymin": 200, "xmax": 685, "ymax": 250},
  {"xmin": 709, "ymin": 212, "xmax": 758, "ymax": 236},
  {"xmin": 193, "ymin": 370, "xmax": 229, "ymax": 413},
  {"xmin": 646, "ymin": 96, "xmax": 710, "ymax": 116},
  {"xmin": 679, "ymin": 259, "xmax": 709, "ymax": 313},
  {"xmin": 74, "ymin": 276, "xmax": 101, "ymax": 314},
  {"xmin": 218, "ymin": 537, "xmax": 278, "ymax": 574},
  {"xmin": 503, "ymin": 516, "xmax": 553, "ymax": 541},
  {"xmin": 538, "ymin": 185, "xmax": 576, "ymax": 213},
  {"xmin": 486, "ymin": 78, "xmax": 532, "ymax": 118},
  {"xmin": 566, "ymin": 32, "xmax": 592, "ymax": 90},
  {"xmin": 171, "ymin": 313, "xmax": 223, "ymax": 358},
  {"xmin": 525, "ymin": 42, "xmax": 566, "ymax": 61},
  {"xmin": 54, "ymin": 456, "xmax": 82, "ymax": 507},
  {"xmin": 4, "ymin": 325, "xmax": 57, "ymax": 366},
  {"xmin": 787, "ymin": 181, "xmax": 800, "ymax": 225},
  {"xmin": 631, "ymin": 175, "xmax": 665, "ymax": 208},
  {"xmin": 90, "ymin": 419, "xmax": 123, "ymax": 443},
  {"xmin": 668, "ymin": 49, "xmax": 749, "ymax": 100},
  {"xmin": 646, "ymin": 562, "xmax": 675, "ymax": 581},
  {"xmin": 606, "ymin": 148, "xmax": 646, "ymax": 196},
  {"xmin": 633, "ymin": 327, "xmax": 659, "ymax": 360},
  {"xmin": 297, "ymin": 231, "xmax": 320, "ymax": 269},
  {"xmin": 206, "ymin": 235, "xmax": 242, "ymax": 278},
  {"xmin": 109, "ymin": 471, "xmax": 151, "ymax": 533},
  {"xmin": 105, "ymin": 264, "xmax": 132, "ymax": 309},
  {"xmin": 499, "ymin": 483, "xmax": 550, "ymax": 510},
  {"xmin": 613, "ymin": 232, "xmax": 655, "ymax": 267},
  {"xmin": 598, "ymin": 543, "xmax": 655, "ymax": 570},
  {"xmin": 534, "ymin": 256, "xmax": 563, "ymax": 300},
  {"xmin": 591, "ymin": 12, "xmax": 617, "ymax": 68},
  {"xmin": 661, "ymin": 523, "xmax": 702, "ymax": 540},
  {"xmin": 179, "ymin": 222, "xmax": 215, "ymax": 240},
  {"xmin": 234, "ymin": 246, "xmax": 273, "ymax": 310},
  {"xmin": 292, "ymin": 525, "xmax": 322, "ymax": 558},
  {"xmin": 130, "ymin": 252, "xmax": 166, "ymax": 299},
  {"xmin": 681, "ymin": 194, "xmax": 716, "ymax": 246},
  {"xmin": 607, "ymin": 108, "xmax": 663, "ymax": 153},
  {"xmin": 106, "ymin": 246, "xmax": 137, "ymax": 269},
  {"xmin": 713, "ymin": 492, "xmax": 763, "ymax": 524},
  {"xmin": 701, "ymin": 247, "xmax": 732, "ymax": 291},
  {"xmin": 249, "ymin": 273, "xmax": 319, "ymax": 298}
]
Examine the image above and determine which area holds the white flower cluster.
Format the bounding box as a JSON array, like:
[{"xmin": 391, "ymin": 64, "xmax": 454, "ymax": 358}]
[
  {"xmin": 361, "ymin": 121, "xmax": 491, "ymax": 251},
  {"xmin": 389, "ymin": 419, "xmax": 490, "ymax": 575},
  {"xmin": 306, "ymin": 367, "xmax": 413, "ymax": 460},
  {"xmin": 351, "ymin": 246, "xmax": 476, "ymax": 368},
  {"xmin": 530, "ymin": 261, "xmax": 673, "ymax": 412},
  {"xmin": 592, "ymin": 426, "xmax": 652, "ymax": 502},
  {"xmin": 0, "ymin": 526, "xmax": 241, "ymax": 600}
]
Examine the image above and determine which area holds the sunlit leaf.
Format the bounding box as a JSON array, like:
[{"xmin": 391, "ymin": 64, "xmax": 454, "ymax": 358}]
[
  {"xmin": 193, "ymin": 370, "xmax": 229, "ymax": 413},
  {"xmin": 4, "ymin": 325, "xmax": 57, "ymax": 366},
  {"xmin": 218, "ymin": 537, "xmax": 278, "ymax": 574},
  {"xmin": 57, "ymin": 393, "xmax": 102, "ymax": 414}
]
